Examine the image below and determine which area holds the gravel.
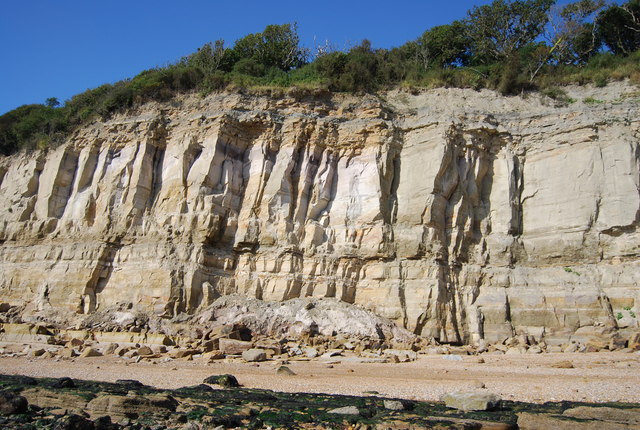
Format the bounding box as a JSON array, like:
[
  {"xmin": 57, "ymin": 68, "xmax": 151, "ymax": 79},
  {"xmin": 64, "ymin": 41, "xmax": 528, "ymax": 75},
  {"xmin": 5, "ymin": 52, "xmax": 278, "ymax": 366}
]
[{"xmin": 1, "ymin": 352, "xmax": 639, "ymax": 403}]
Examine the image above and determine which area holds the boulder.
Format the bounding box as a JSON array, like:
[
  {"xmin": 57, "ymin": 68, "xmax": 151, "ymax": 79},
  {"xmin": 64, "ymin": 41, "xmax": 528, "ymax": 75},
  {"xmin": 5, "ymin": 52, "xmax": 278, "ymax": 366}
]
[
  {"xmin": 328, "ymin": 406, "xmax": 360, "ymax": 415},
  {"xmin": 104, "ymin": 343, "xmax": 119, "ymax": 355},
  {"xmin": 79, "ymin": 347, "xmax": 102, "ymax": 358},
  {"xmin": 52, "ymin": 414, "xmax": 95, "ymax": 430},
  {"xmin": 276, "ymin": 366, "xmax": 296, "ymax": 376},
  {"xmin": 304, "ymin": 347, "xmax": 319, "ymax": 358},
  {"xmin": 87, "ymin": 393, "xmax": 178, "ymax": 420},
  {"xmin": 203, "ymin": 374, "xmax": 240, "ymax": 388},
  {"xmin": 383, "ymin": 400, "xmax": 406, "ymax": 411},
  {"xmin": 219, "ymin": 338, "xmax": 252, "ymax": 355},
  {"xmin": 0, "ymin": 391, "xmax": 28, "ymax": 415},
  {"xmin": 31, "ymin": 348, "xmax": 46, "ymax": 357},
  {"xmin": 441, "ymin": 391, "xmax": 501, "ymax": 412},
  {"xmin": 169, "ymin": 349, "xmax": 198, "ymax": 359},
  {"xmin": 20, "ymin": 387, "xmax": 86, "ymax": 411},
  {"xmin": 137, "ymin": 346, "xmax": 153, "ymax": 356},
  {"xmin": 563, "ymin": 406, "xmax": 640, "ymax": 424},
  {"xmin": 52, "ymin": 377, "xmax": 76, "ymax": 389},
  {"xmin": 242, "ymin": 348, "xmax": 267, "ymax": 362},
  {"xmin": 59, "ymin": 348, "xmax": 78, "ymax": 358}
]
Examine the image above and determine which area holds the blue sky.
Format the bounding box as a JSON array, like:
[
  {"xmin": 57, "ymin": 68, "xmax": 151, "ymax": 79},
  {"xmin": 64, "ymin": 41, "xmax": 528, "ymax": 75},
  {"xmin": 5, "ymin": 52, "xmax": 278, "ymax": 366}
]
[{"xmin": 0, "ymin": 0, "xmax": 537, "ymax": 114}]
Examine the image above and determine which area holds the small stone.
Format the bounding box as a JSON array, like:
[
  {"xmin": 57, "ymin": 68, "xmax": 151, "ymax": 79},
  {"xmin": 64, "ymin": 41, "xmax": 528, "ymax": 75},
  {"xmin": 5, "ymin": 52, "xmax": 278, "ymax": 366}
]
[
  {"xmin": 67, "ymin": 338, "xmax": 84, "ymax": 347},
  {"xmin": 387, "ymin": 355, "xmax": 400, "ymax": 363},
  {"xmin": 154, "ymin": 345, "xmax": 168, "ymax": 354},
  {"xmin": 441, "ymin": 390, "xmax": 502, "ymax": 412},
  {"xmin": 116, "ymin": 379, "xmax": 144, "ymax": 387},
  {"xmin": 276, "ymin": 366, "xmax": 296, "ymax": 376},
  {"xmin": 551, "ymin": 360, "xmax": 575, "ymax": 369},
  {"xmin": 113, "ymin": 346, "xmax": 130, "ymax": 356},
  {"xmin": 52, "ymin": 377, "xmax": 75, "ymax": 389},
  {"xmin": 471, "ymin": 381, "xmax": 486, "ymax": 389},
  {"xmin": 442, "ymin": 355, "xmax": 463, "ymax": 361},
  {"xmin": 527, "ymin": 346, "xmax": 543, "ymax": 354}
]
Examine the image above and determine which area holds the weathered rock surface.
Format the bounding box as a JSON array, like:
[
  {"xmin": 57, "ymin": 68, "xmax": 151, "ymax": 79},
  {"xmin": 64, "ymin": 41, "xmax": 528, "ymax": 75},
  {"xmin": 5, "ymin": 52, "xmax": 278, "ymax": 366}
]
[
  {"xmin": 242, "ymin": 348, "xmax": 267, "ymax": 362},
  {"xmin": 441, "ymin": 390, "xmax": 502, "ymax": 412},
  {"xmin": 0, "ymin": 83, "xmax": 638, "ymax": 345},
  {"xmin": 86, "ymin": 393, "xmax": 178, "ymax": 420},
  {"xmin": 517, "ymin": 411, "xmax": 640, "ymax": 429},
  {"xmin": 203, "ymin": 374, "xmax": 240, "ymax": 388},
  {"xmin": 0, "ymin": 391, "xmax": 28, "ymax": 415}
]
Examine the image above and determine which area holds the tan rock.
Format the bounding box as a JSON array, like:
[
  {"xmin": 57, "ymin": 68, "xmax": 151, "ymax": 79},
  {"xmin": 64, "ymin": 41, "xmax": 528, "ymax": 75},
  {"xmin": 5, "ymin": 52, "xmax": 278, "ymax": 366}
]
[
  {"xmin": 30, "ymin": 348, "xmax": 46, "ymax": 357},
  {"xmin": 219, "ymin": 338, "xmax": 253, "ymax": 355},
  {"xmin": 21, "ymin": 388, "xmax": 87, "ymax": 411},
  {"xmin": 87, "ymin": 393, "xmax": 178, "ymax": 420},
  {"xmin": 79, "ymin": 347, "xmax": 102, "ymax": 358},
  {"xmin": 104, "ymin": 343, "xmax": 119, "ymax": 355},
  {"xmin": 137, "ymin": 346, "xmax": 153, "ymax": 356},
  {"xmin": 0, "ymin": 84, "xmax": 638, "ymax": 347},
  {"xmin": 59, "ymin": 348, "xmax": 77, "ymax": 358},
  {"xmin": 202, "ymin": 350, "xmax": 225, "ymax": 361},
  {"xmin": 517, "ymin": 412, "xmax": 632, "ymax": 430},
  {"xmin": 169, "ymin": 349, "xmax": 198, "ymax": 359},
  {"xmin": 551, "ymin": 361, "xmax": 575, "ymax": 369},
  {"xmin": 563, "ymin": 406, "xmax": 640, "ymax": 424}
]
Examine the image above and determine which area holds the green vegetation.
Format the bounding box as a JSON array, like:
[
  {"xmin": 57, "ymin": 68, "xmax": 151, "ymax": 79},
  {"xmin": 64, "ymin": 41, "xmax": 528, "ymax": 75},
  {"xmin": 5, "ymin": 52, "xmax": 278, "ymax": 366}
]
[
  {"xmin": 2, "ymin": 0, "xmax": 639, "ymax": 156},
  {"xmin": 3, "ymin": 373, "xmax": 640, "ymax": 429}
]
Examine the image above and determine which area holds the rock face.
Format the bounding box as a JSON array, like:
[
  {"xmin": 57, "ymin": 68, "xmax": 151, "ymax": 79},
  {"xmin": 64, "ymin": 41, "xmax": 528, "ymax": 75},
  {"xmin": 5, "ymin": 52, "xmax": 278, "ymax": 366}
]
[{"xmin": 0, "ymin": 83, "xmax": 638, "ymax": 345}]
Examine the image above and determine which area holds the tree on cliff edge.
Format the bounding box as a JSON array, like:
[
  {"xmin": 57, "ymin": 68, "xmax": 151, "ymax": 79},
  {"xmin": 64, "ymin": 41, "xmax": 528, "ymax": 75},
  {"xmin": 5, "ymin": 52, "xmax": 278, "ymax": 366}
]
[
  {"xmin": 232, "ymin": 23, "xmax": 308, "ymax": 72},
  {"xmin": 465, "ymin": 0, "xmax": 555, "ymax": 63}
]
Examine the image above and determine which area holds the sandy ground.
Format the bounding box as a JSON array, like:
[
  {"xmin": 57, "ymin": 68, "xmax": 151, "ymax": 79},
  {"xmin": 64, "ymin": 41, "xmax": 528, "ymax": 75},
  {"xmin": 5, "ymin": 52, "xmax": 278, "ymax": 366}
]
[{"xmin": 2, "ymin": 352, "xmax": 640, "ymax": 404}]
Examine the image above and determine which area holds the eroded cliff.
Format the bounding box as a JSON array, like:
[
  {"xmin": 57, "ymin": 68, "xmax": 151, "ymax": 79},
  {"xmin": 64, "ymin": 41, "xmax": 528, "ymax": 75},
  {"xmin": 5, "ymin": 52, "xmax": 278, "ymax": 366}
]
[{"xmin": 0, "ymin": 83, "xmax": 638, "ymax": 345}]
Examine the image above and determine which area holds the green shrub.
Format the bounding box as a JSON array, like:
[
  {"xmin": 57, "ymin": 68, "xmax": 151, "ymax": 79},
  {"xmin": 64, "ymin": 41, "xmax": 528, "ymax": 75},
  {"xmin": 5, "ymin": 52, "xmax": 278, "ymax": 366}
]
[{"xmin": 1, "ymin": 17, "xmax": 639, "ymax": 157}]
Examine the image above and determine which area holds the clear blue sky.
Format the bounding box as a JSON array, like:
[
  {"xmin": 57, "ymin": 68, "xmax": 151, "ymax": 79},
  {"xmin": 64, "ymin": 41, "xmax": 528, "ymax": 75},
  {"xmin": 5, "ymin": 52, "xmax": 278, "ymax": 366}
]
[{"xmin": 1, "ymin": 0, "xmax": 533, "ymax": 115}]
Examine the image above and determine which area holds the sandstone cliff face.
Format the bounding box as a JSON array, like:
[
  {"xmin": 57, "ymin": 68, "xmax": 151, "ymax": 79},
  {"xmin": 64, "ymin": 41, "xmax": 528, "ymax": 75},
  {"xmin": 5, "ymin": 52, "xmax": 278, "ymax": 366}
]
[{"xmin": 0, "ymin": 83, "xmax": 638, "ymax": 345}]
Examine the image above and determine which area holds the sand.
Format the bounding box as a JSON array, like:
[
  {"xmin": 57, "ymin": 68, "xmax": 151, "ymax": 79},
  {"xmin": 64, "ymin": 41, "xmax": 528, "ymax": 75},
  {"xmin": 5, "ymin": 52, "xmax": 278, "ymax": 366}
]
[{"xmin": 2, "ymin": 352, "xmax": 639, "ymax": 403}]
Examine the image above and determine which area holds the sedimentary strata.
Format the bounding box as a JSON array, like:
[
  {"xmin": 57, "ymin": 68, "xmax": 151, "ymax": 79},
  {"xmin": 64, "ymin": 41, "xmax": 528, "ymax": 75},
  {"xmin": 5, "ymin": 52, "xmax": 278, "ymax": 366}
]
[{"xmin": 0, "ymin": 82, "xmax": 638, "ymax": 345}]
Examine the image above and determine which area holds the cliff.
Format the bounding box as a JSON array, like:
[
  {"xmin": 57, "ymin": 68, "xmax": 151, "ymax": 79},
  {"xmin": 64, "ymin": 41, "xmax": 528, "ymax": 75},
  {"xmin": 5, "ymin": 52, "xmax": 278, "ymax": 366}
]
[{"xmin": 0, "ymin": 82, "xmax": 638, "ymax": 345}]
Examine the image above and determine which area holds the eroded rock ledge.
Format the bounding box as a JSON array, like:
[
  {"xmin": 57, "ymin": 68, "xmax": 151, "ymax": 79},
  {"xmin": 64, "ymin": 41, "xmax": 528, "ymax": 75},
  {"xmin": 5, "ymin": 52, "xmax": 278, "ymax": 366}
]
[{"xmin": 0, "ymin": 83, "xmax": 638, "ymax": 345}]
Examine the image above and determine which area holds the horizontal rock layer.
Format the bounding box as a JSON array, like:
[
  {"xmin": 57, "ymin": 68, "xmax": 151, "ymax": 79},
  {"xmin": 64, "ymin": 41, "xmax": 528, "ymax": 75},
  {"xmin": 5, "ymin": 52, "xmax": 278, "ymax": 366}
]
[{"xmin": 0, "ymin": 84, "xmax": 638, "ymax": 344}]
